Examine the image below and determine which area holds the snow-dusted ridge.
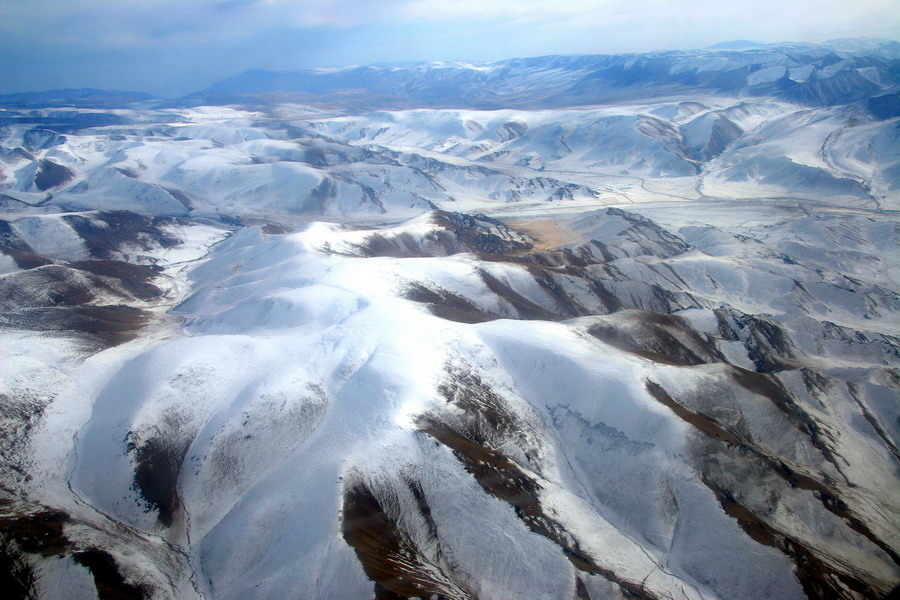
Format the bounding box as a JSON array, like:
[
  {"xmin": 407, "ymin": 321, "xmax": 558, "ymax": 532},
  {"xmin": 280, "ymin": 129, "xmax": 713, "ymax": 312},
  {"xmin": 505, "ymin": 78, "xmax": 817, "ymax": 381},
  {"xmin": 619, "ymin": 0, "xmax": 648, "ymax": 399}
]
[
  {"xmin": 1, "ymin": 45, "xmax": 899, "ymax": 600},
  {"xmin": 188, "ymin": 39, "xmax": 900, "ymax": 114},
  {"xmin": 3, "ymin": 201, "xmax": 897, "ymax": 599}
]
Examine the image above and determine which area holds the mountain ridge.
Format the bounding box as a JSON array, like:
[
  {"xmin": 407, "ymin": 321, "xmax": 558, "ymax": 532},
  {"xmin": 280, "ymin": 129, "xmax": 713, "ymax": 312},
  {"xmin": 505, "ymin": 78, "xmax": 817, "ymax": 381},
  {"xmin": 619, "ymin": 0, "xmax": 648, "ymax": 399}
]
[
  {"xmin": 181, "ymin": 39, "xmax": 900, "ymax": 112},
  {"xmin": 0, "ymin": 40, "xmax": 898, "ymax": 600},
  {"xmin": 0, "ymin": 88, "xmax": 155, "ymax": 109}
]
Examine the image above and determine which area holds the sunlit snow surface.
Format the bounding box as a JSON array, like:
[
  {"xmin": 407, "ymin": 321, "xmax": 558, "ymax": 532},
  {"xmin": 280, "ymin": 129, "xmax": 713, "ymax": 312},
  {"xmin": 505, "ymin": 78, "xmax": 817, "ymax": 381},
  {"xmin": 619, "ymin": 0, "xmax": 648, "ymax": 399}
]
[{"xmin": 0, "ymin": 96, "xmax": 898, "ymax": 600}]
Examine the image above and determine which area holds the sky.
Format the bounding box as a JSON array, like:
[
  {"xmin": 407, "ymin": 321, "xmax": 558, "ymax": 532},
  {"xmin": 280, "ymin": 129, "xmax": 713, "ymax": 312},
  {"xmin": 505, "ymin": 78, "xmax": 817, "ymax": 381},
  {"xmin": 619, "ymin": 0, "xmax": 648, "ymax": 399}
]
[{"xmin": 1, "ymin": 0, "xmax": 898, "ymax": 98}]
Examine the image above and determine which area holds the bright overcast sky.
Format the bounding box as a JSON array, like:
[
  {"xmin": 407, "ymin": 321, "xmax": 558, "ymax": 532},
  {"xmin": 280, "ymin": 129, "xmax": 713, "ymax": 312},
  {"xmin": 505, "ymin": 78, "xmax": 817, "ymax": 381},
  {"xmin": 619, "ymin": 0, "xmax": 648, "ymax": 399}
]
[{"xmin": 1, "ymin": 0, "xmax": 898, "ymax": 97}]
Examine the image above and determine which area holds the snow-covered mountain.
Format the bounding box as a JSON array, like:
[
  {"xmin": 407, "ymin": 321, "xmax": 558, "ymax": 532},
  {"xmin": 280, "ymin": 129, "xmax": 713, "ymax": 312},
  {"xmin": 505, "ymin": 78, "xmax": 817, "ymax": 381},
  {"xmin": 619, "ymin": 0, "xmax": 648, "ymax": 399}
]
[
  {"xmin": 186, "ymin": 40, "xmax": 900, "ymax": 115},
  {"xmin": 1, "ymin": 43, "xmax": 898, "ymax": 600}
]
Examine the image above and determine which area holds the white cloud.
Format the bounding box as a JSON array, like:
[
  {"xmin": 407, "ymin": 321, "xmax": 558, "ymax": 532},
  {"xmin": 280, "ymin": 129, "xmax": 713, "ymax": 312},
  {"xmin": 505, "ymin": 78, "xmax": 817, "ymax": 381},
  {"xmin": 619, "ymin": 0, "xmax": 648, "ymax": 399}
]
[
  {"xmin": 397, "ymin": 0, "xmax": 585, "ymax": 22},
  {"xmin": 2, "ymin": 0, "xmax": 896, "ymax": 50},
  {"xmin": 1, "ymin": 1, "xmax": 375, "ymax": 46}
]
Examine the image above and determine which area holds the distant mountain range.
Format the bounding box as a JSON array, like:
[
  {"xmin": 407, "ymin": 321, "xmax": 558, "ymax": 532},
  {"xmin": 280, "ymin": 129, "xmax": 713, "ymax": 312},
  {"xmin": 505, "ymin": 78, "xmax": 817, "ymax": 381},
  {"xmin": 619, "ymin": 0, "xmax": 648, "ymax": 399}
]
[
  {"xmin": 0, "ymin": 88, "xmax": 154, "ymax": 109},
  {"xmin": 2, "ymin": 39, "xmax": 899, "ymax": 115},
  {"xmin": 180, "ymin": 38, "xmax": 900, "ymax": 114}
]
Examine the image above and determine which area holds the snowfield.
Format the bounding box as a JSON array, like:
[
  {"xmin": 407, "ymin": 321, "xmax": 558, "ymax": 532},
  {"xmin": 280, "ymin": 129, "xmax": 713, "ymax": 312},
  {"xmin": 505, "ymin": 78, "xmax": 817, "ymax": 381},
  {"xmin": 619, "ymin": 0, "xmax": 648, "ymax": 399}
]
[{"xmin": 1, "ymin": 42, "xmax": 899, "ymax": 600}]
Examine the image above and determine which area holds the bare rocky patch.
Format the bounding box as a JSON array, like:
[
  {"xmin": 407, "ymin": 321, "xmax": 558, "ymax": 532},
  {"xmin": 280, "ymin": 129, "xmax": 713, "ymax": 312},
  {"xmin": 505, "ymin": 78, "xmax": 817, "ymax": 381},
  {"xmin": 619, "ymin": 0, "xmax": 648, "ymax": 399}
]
[
  {"xmin": 704, "ymin": 481, "xmax": 884, "ymax": 600},
  {"xmin": 645, "ymin": 378, "xmax": 899, "ymax": 598},
  {"xmin": 413, "ymin": 366, "xmax": 660, "ymax": 600},
  {"xmin": 0, "ymin": 305, "xmax": 151, "ymax": 348},
  {"xmin": 586, "ymin": 311, "xmax": 725, "ymax": 366},
  {"xmin": 341, "ymin": 477, "xmax": 472, "ymax": 600},
  {"xmin": 128, "ymin": 434, "xmax": 191, "ymax": 528},
  {"xmin": 33, "ymin": 159, "xmax": 74, "ymax": 191},
  {"xmin": 59, "ymin": 211, "xmax": 183, "ymax": 261},
  {"xmin": 0, "ymin": 501, "xmax": 152, "ymax": 600}
]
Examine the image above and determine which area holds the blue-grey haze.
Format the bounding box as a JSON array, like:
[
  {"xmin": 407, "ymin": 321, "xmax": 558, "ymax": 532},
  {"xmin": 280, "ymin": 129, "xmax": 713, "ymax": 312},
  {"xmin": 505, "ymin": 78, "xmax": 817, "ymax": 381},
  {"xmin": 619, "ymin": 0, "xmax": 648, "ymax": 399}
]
[{"xmin": 1, "ymin": 0, "xmax": 898, "ymax": 97}]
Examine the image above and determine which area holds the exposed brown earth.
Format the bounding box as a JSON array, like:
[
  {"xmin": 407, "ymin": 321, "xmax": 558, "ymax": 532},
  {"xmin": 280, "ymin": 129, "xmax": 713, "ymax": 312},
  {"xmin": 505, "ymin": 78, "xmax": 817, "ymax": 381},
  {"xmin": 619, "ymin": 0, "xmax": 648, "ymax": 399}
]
[
  {"xmin": 403, "ymin": 282, "xmax": 496, "ymax": 324},
  {"xmin": 341, "ymin": 478, "xmax": 469, "ymax": 600},
  {"xmin": 0, "ymin": 305, "xmax": 152, "ymax": 348},
  {"xmin": 587, "ymin": 311, "xmax": 725, "ymax": 366},
  {"xmin": 417, "ymin": 422, "xmax": 659, "ymax": 600},
  {"xmin": 0, "ymin": 501, "xmax": 150, "ymax": 600},
  {"xmin": 342, "ymin": 363, "xmax": 664, "ymax": 600},
  {"xmin": 127, "ymin": 434, "xmax": 191, "ymax": 528},
  {"xmin": 705, "ymin": 481, "xmax": 883, "ymax": 600},
  {"xmin": 73, "ymin": 549, "xmax": 151, "ymax": 600},
  {"xmin": 500, "ymin": 217, "xmax": 582, "ymax": 251},
  {"xmin": 64, "ymin": 211, "xmax": 182, "ymax": 259},
  {"xmin": 416, "ymin": 366, "xmax": 661, "ymax": 600},
  {"xmin": 645, "ymin": 380, "xmax": 898, "ymax": 599}
]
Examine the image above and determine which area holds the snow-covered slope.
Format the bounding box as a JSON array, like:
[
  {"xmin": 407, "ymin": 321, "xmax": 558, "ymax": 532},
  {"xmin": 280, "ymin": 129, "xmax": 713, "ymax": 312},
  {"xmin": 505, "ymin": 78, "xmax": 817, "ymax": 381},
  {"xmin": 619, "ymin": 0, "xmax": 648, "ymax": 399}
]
[
  {"xmin": 306, "ymin": 102, "xmax": 899, "ymax": 209},
  {"xmin": 1, "ymin": 44, "xmax": 899, "ymax": 600},
  {"xmin": 3, "ymin": 203, "xmax": 897, "ymax": 600},
  {"xmin": 3, "ymin": 95, "xmax": 897, "ymax": 220}
]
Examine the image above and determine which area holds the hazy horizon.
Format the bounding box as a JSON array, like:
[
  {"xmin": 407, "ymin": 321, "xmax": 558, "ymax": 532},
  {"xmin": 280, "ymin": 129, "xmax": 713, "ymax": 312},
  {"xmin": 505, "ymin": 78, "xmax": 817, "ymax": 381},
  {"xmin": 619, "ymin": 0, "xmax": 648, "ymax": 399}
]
[{"xmin": 2, "ymin": 0, "xmax": 899, "ymax": 98}]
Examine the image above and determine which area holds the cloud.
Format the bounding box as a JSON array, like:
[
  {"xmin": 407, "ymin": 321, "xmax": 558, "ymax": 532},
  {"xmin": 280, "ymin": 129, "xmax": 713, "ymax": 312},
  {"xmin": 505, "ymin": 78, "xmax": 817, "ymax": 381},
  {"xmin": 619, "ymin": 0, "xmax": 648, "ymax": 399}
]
[
  {"xmin": 398, "ymin": 0, "xmax": 603, "ymax": 23},
  {"xmin": 3, "ymin": 2, "xmax": 247, "ymax": 47},
  {"xmin": 0, "ymin": 0, "xmax": 401, "ymax": 47},
  {"xmin": 397, "ymin": 0, "xmax": 899, "ymax": 40},
  {"xmin": 2, "ymin": 0, "xmax": 897, "ymax": 50},
  {"xmin": 0, "ymin": 0, "xmax": 897, "ymax": 95}
]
